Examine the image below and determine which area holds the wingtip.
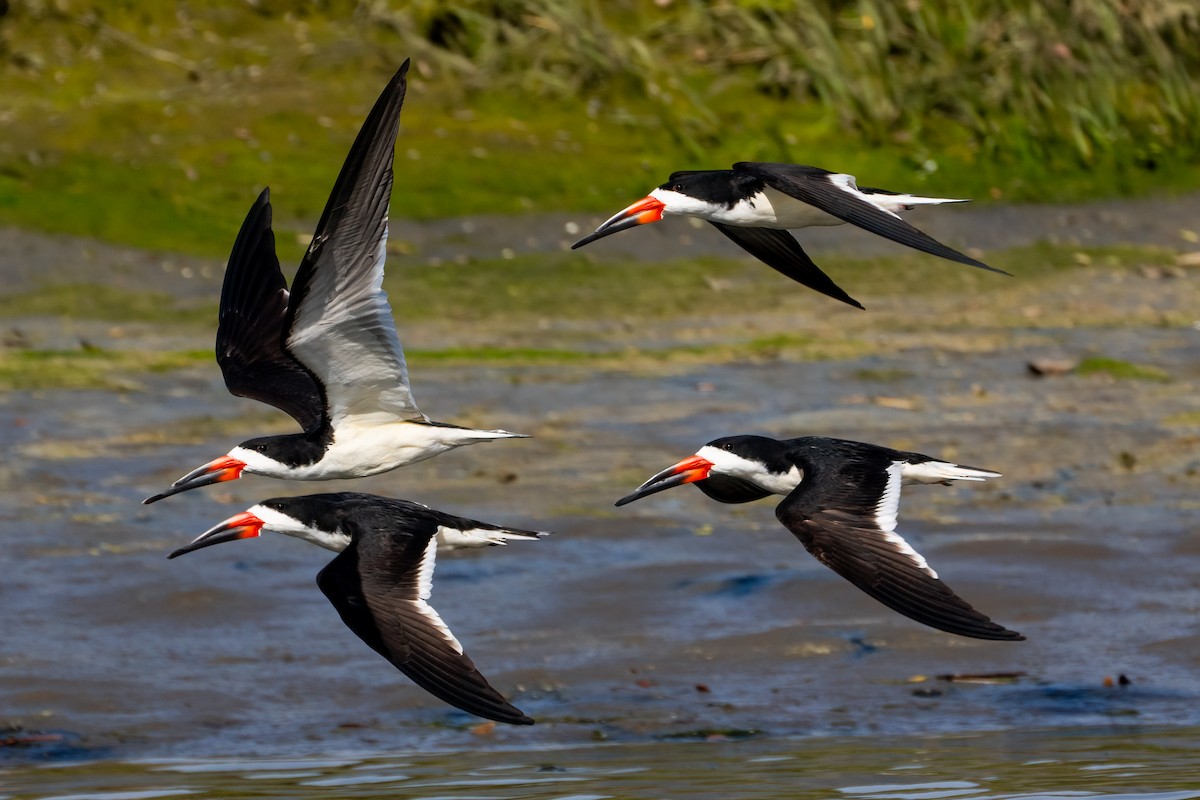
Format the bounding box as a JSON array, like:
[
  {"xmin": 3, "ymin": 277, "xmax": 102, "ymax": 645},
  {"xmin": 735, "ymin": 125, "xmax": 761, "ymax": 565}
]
[
  {"xmin": 997, "ymin": 623, "xmax": 1025, "ymax": 641},
  {"xmin": 959, "ymin": 253, "xmax": 1009, "ymax": 275},
  {"xmin": 986, "ymin": 628, "xmax": 1025, "ymax": 642},
  {"xmin": 828, "ymin": 288, "xmax": 866, "ymax": 310},
  {"xmin": 962, "ymin": 620, "xmax": 1025, "ymax": 641},
  {"xmin": 392, "ymin": 58, "xmax": 411, "ymax": 84}
]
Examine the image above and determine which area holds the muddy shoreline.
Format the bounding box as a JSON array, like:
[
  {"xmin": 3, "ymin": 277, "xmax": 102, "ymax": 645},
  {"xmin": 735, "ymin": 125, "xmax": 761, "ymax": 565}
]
[
  {"xmin": 1, "ymin": 198, "xmax": 1198, "ymax": 763},
  {"xmin": 4, "ymin": 190, "xmax": 1200, "ymax": 297}
]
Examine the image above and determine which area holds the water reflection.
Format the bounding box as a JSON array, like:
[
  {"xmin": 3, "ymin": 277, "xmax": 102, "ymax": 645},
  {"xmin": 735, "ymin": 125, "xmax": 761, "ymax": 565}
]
[{"xmin": 6, "ymin": 727, "xmax": 1200, "ymax": 800}]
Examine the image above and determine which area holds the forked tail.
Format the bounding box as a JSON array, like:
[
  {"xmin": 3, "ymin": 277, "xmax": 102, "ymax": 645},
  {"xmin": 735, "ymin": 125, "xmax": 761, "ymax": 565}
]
[{"xmin": 902, "ymin": 460, "xmax": 1001, "ymax": 485}]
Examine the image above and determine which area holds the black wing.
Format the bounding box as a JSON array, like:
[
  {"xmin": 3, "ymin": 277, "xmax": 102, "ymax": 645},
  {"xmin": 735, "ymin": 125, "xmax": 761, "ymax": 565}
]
[
  {"xmin": 316, "ymin": 539, "xmax": 534, "ymax": 725},
  {"xmin": 284, "ymin": 59, "xmax": 424, "ymax": 424},
  {"xmin": 708, "ymin": 223, "xmax": 864, "ymax": 309},
  {"xmin": 775, "ymin": 445, "xmax": 1023, "ymax": 641},
  {"xmin": 214, "ymin": 188, "xmax": 325, "ymax": 433},
  {"xmin": 733, "ymin": 162, "xmax": 1005, "ymax": 274},
  {"xmin": 696, "ymin": 474, "xmax": 776, "ymax": 505}
]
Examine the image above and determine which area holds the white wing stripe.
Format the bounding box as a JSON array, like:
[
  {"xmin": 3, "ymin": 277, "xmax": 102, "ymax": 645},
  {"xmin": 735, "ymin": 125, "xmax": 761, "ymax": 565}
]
[
  {"xmin": 410, "ymin": 538, "xmax": 463, "ymax": 654},
  {"xmin": 876, "ymin": 461, "xmax": 938, "ymax": 578},
  {"xmin": 415, "ymin": 537, "xmax": 437, "ymax": 601}
]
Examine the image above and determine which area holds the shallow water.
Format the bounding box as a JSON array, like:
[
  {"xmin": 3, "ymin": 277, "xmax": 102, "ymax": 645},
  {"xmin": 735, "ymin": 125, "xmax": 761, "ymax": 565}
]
[
  {"xmin": 5, "ymin": 726, "xmax": 1200, "ymax": 799},
  {"xmin": 2, "ymin": 216, "xmax": 1199, "ymax": 795},
  {"xmin": 3, "ymin": 332, "xmax": 1199, "ymax": 795}
]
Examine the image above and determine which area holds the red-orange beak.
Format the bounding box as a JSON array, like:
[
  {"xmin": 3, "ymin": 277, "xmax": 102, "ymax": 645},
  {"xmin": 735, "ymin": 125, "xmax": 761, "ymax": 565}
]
[
  {"xmin": 615, "ymin": 454, "xmax": 713, "ymax": 507},
  {"xmin": 143, "ymin": 455, "xmax": 247, "ymax": 505},
  {"xmin": 571, "ymin": 195, "xmax": 666, "ymax": 249},
  {"xmin": 168, "ymin": 510, "xmax": 264, "ymax": 559}
]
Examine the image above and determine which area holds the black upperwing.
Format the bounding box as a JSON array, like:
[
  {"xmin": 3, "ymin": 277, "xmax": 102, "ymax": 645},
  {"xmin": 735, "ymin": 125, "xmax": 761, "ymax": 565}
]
[
  {"xmin": 733, "ymin": 162, "xmax": 1005, "ymax": 274},
  {"xmin": 215, "ymin": 188, "xmax": 325, "ymax": 433},
  {"xmin": 316, "ymin": 517, "xmax": 534, "ymax": 725},
  {"xmin": 708, "ymin": 222, "xmax": 864, "ymax": 309},
  {"xmin": 286, "ymin": 59, "xmax": 408, "ymax": 343},
  {"xmin": 774, "ymin": 442, "xmax": 1023, "ymax": 641},
  {"xmin": 281, "ymin": 59, "xmax": 426, "ymax": 424}
]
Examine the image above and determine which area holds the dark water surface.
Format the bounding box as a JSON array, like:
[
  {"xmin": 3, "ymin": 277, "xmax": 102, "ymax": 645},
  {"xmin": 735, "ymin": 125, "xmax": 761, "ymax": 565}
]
[
  {"xmin": 6, "ymin": 726, "xmax": 1200, "ymax": 799},
  {"xmin": 2, "ymin": 207, "xmax": 1200, "ymax": 795},
  {"xmin": 2, "ymin": 324, "xmax": 1199, "ymax": 795}
]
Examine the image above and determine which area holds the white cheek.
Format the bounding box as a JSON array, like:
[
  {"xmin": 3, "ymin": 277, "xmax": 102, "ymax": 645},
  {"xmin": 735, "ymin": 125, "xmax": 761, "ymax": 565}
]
[
  {"xmin": 249, "ymin": 504, "xmax": 350, "ymax": 552},
  {"xmin": 695, "ymin": 446, "xmax": 800, "ymax": 495},
  {"xmin": 650, "ymin": 187, "xmax": 708, "ymax": 217},
  {"xmin": 229, "ymin": 446, "xmax": 282, "ymax": 473}
]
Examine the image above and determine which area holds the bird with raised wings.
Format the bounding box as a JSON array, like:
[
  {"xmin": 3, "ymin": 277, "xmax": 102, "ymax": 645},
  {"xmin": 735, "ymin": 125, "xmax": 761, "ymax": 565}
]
[{"xmin": 145, "ymin": 60, "xmax": 525, "ymax": 504}]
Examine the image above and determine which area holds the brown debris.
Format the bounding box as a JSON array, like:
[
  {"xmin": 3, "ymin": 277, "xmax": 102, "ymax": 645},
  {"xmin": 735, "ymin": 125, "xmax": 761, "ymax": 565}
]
[
  {"xmin": 936, "ymin": 671, "xmax": 1026, "ymax": 684},
  {"xmin": 1027, "ymin": 358, "xmax": 1079, "ymax": 377}
]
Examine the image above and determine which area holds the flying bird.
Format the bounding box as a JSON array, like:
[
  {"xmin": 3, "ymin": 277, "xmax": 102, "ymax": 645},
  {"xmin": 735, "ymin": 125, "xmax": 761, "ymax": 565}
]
[
  {"xmin": 616, "ymin": 434, "xmax": 1023, "ymax": 641},
  {"xmin": 145, "ymin": 60, "xmax": 524, "ymax": 504},
  {"xmin": 169, "ymin": 492, "xmax": 547, "ymax": 725},
  {"xmin": 573, "ymin": 162, "xmax": 1006, "ymax": 308}
]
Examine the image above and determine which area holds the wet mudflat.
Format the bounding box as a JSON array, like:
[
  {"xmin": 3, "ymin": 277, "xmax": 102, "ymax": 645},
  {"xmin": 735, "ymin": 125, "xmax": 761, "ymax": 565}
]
[{"xmin": 1, "ymin": 198, "xmax": 1199, "ymax": 797}]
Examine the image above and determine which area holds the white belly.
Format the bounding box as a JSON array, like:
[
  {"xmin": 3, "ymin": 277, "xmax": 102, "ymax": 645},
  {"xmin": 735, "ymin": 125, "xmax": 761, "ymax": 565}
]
[
  {"xmin": 235, "ymin": 421, "xmax": 461, "ymax": 481},
  {"xmin": 318, "ymin": 422, "xmax": 458, "ymax": 477},
  {"xmin": 704, "ymin": 187, "xmax": 846, "ymax": 229}
]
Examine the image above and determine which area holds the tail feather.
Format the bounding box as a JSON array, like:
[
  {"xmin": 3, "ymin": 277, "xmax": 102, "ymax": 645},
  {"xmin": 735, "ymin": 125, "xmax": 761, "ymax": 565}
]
[
  {"xmin": 863, "ymin": 190, "xmax": 970, "ymax": 212},
  {"xmin": 466, "ymin": 428, "xmax": 531, "ymax": 441},
  {"xmin": 437, "ymin": 526, "xmax": 550, "ymax": 551},
  {"xmin": 481, "ymin": 429, "xmax": 531, "ymax": 439},
  {"xmin": 429, "ymin": 421, "xmax": 531, "ymax": 442},
  {"xmin": 902, "ymin": 460, "xmax": 1000, "ymax": 485}
]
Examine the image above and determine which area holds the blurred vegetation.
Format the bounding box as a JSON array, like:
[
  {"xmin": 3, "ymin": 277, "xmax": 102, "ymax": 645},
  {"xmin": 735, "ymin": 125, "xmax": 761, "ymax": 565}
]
[{"xmin": 1, "ymin": 0, "xmax": 1199, "ymax": 257}]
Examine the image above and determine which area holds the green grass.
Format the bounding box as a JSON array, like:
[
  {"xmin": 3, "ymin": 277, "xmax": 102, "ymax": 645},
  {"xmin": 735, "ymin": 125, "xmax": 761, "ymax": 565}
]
[{"xmin": 2, "ymin": 2, "xmax": 1199, "ymax": 258}]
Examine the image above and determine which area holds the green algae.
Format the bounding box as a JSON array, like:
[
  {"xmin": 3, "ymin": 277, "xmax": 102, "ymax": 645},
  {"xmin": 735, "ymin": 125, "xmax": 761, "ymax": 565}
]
[
  {"xmin": 0, "ymin": 347, "xmax": 210, "ymax": 391},
  {"xmin": 1077, "ymin": 356, "xmax": 1171, "ymax": 382}
]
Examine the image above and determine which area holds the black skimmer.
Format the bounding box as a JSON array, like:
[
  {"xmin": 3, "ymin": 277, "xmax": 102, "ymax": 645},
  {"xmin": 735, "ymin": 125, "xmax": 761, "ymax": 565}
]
[
  {"xmin": 144, "ymin": 60, "xmax": 525, "ymax": 505},
  {"xmin": 169, "ymin": 492, "xmax": 546, "ymax": 725},
  {"xmin": 616, "ymin": 435, "xmax": 1023, "ymax": 641},
  {"xmin": 572, "ymin": 162, "xmax": 1006, "ymax": 308}
]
